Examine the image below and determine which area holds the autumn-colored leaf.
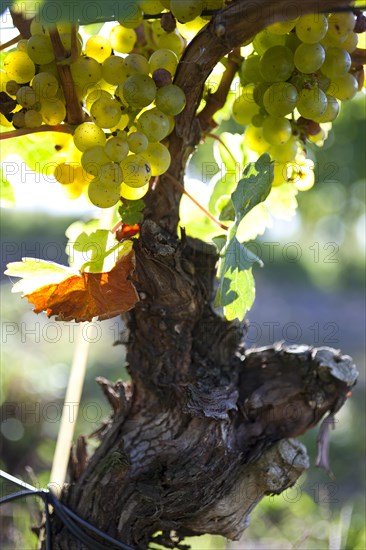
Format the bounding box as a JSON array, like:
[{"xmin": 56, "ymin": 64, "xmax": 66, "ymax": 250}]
[
  {"xmin": 19, "ymin": 251, "xmax": 138, "ymax": 322},
  {"xmin": 116, "ymin": 223, "xmax": 140, "ymax": 241}
]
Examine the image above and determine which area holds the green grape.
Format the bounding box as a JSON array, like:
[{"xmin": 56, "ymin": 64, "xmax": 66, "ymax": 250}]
[
  {"xmin": 17, "ymin": 39, "xmax": 28, "ymax": 52},
  {"xmin": 266, "ymin": 18, "xmax": 298, "ymax": 35},
  {"xmin": 253, "ymin": 30, "xmax": 285, "ymax": 55},
  {"xmin": 243, "ymin": 125, "xmax": 269, "ymax": 154},
  {"xmin": 149, "ymin": 49, "xmax": 178, "ymax": 76},
  {"xmin": 85, "ymin": 36, "xmax": 112, "ymax": 63},
  {"xmin": 296, "ymin": 87, "xmax": 328, "ymax": 119},
  {"xmin": 123, "ymin": 74, "xmax": 157, "ymax": 109},
  {"xmin": 4, "ymin": 51, "xmax": 36, "ymax": 84},
  {"xmin": 99, "ymin": 162, "xmax": 123, "ymax": 186},
  {"xmin": 110, "ymin": 113, "xmax": 130, "ymax": 133},
  {"xmin": 141, "ymin": 142, "xmax": 171, "ymax": 176},
  {"xmin": 269, "ymin": 137, "xmax": 297, "ymax": 162},
  {"xmin": 31, "ymin": 72, "xmax": 59, "ymax": 100},
  {"xmin": 232, "ymin": 85, "xmax": 260, "ymax": 125},
  {"xmin": 118, "ymin": 6, "xmax": 144, "ymax": 28},
  {"xmin": 156, "ymin": 31, "xmax": 185, "ymax": 56},
  {"xmin": 23, "ymin": 109, "xmax": 42, "ymax": 128},
  {"xmin": 262, "ymin": 116, "xmax": 292, "ymax": 145},
  {"xmin": 259, "ymin": 45, "xmax": 294, "ymax": 82},
  {"xmin": 16, "ymin": 85, "xmax": 37, "ymax": 108},
  {"xmin": 263, "ymin": 82, "xmax": 298, "ymax": 117},
  {"xmin": 59, "ymin": 33, "xmax": 83, "ymax": 57},
  {"xmin": 155, "ymin": 84, "xmax": 186, "ymax": 115},
  {"xmin": 253, "ymin": 82, "xmax": 270, "ymax": 108},
  {"xmin": 90, "ymin": 97, "xmax": 123, "ymax": 128},
  {"xmin": 240, "ymin": 55, "xmax": 263, "ymax": 84},
  {"xmin": 73, "ymin": 122, "xmax": 106, "ymax": 152},
  {"xmin": 313, "ymin": 95, "xmax": 339, "ymax": 123},
  {"xmin": 285, "ymin": 32, "xmax": 301, "ymax": 52},
  {"xmin": 70, "ymin": 56, "xmax": 102, "ymax": 89},
  {"xmin": 120, "ymin": 154, "xmax": 152, "ymax": 188},
  {"xmin": 85, "ymin": 89, "xmax": 112, "ymax": 112},
  {"xmin": 138, "ymin": 0, "xmax": 165, "ymax": 14},
  {"xmin": 296, "ymin": 14, "xmax": 328, "ymax": 44},
  {"xmin": 321, "ymin": 47, "xmax": 351, "ymax": 79},
  {"xmin": 56, "ymin": 22, "xmax": 80, "ymax": 34},
  {"xmin": 54, "ymin": 162, "xmax": 77, "ymax": 185},
  {"xmin": 88, "ymin": 178, "xmax": 121, "ymax": 208},
  {"xmin": 27, "ymin": 35, "xmax": 55, "ymax": 65},
  {"xmin": 137, "ymin": 108, "xmax": 170, "ymax": 141},
  {"xmin": 40, "ymin": 99, "xmax": 67, "ymax": 125},
  {"xmin": 38, "ymin": 61, "xmax": 59, "ymax": 79},
  {"xmin": 120, "ymin": 182, "xmax": 149, "ymax": 200},
  {"xmin": 12, "ymin": 111, "xmax": 26, "ymax": 128},
  {"xmin": 6, "ymin": 80, "xmax": 21, "ymax": 96},
  {"xmin": 105, "ymin": 136, "xmax": 129, "ymax": 162},
  {"xmin": 109, "ymin": 25, "xmax": 137, "ymax": 53},
  {"xmin": 294, "ymin": 42, "xmax": 325, "ymax": 73},
  {"xmin": 30, "ymin": 19, "xmax": 48, "ymax": 36},
  {"xmin": 317, "ymin": 73, "xmax": 331, "ymax": 92},
  {"xmin": 330, "ymin": 73, "xmax": 358, "ymax": 101},
  {"xmin": 327, "ymin": 12, "xmax": 355, "ymax": 42},
  {"xmin": 123, "ymin": 53, "xmax": 150, "ymax": 76},
  {"xmin": 170, "ymin": 0, "xmax": 203, "ymax": 23},
  {"xmin": 127, "ymin": 132, "xmax": 149, "ymax": 153},
  {"xmin": 342, "ymin": 32, "xmax": 358, "ymax": 53},
  {"xmin": 81, "ymin": 146, "xmax": 110, "ymax": 176},
  {"xmin": 102, "ymin": 56, "xmax": 127, "ymax": 85}
]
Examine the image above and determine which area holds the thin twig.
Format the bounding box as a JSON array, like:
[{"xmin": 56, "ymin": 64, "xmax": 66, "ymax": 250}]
[
  {"xmin": 206, "ymin": 132, "xmax": 237, "ymax": 167},
  {"xmin": 0, "ymin": 34, "xmax": 22, "ymax": 51},
  {"xmin": 164, "ymin": 172, "xmax": 228, "ymax": 231},
  {"xmin": 0, "ymin": 124, "xmax": 74, "ymax": 140}
]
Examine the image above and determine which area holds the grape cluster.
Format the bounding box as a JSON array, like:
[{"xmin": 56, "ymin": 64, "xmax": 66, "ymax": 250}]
[
  {"xmin": 233, "ymin": 12, "xmax": 362, "ymax": 190},
  {"xmin": 1, "ymin": 16, "xmax": 187, "ymax": 206}
]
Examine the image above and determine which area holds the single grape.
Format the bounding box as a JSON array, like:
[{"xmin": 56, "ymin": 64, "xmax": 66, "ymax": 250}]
[
  {"xmin": 120, "ymin": 182, "xmax": 149, "ymax": 200},
  {"xmin": 253, "ymin": 30, "xmax": 286, "ymax": 55},
  {"xmin": 73, "ymin": 123, "xmax": 106, "ymax": 152},
  {"xmin": 85, "ymin": 36, "xmax": 112, "ymax": 63},
  {"xmin": 70, "ymin": 56, "xmax": 102, "ymax": 89},
  {"xmin": 267, "ymin": 18, "xmax": 298, "ymax": 35},
  {"xmin": 141, "ymin": 142, "xmax": 171, "ymax": 176},
  {"xmin": 102, "ymin": 56, "xmax": 127, "ymax": 86},
  {"xmin": 312, "ymin": 95, "xmax": 339, "ymax": 123},
  {"xmin": 109, "ymin": 25, "xmax": 137, "ymax": 53},
  {"xmin": 240, "ymin": 55, "xmax": 263, "ymax": 84},
  {"xmin": 123, "ymin": 53, "xmax": 150, "ymax": 77},
  {"xmin": 99, "ymin": 162, "xmax": 123, "ymax": 186},
  {"xmin": 291, "ymin": 158, "xmax": 315, "ymax": 191},
  {"xmin": 232, "ymin": 85, "xmax": 260, "ymax": 125},
  {"xmin": 296, "ymin": 14, "xmax": 328, "ymax": 44},
  {"xmin": 269, "ymin": 137, "xmax": 298, "ymax": 162},
  {"xmin": 127, "ymin": 132, "xmax": 149, "ymax": 154},
  {"xmin": 263, "ymin": 82, "xmax": 298, "ymax": 117},
  {"xmin": 12, "ymin": 111, "xmax": 26, "ymax": 128},
  {"xmin": 90, "ymin": 97, "xmax": 123, "ymax": 129},
  {"xmin": 329, "ymin": 73, "xmax": 358, "ymax": 101},
  {"xmin": 170, "ymin": 0, "xmax": 203, "ymax": 23},
  {"xmin": 342, "ymin": 32, "xmax": 358, "ymax": 53},
  {"xmin": 137, "ymin": 108, "xmax": 170, "ymax": 141},
  {"xmin": 120, "ymin": 154, "xmax": 152, "ymax": 188},
  {"xmin": 253, "ymin": 82, "xmax": 271, "ymax": 107},
  {"xmin": 81, "ymin": 146, "xmax": 110, "ymax": 176},
  {"xmin": 123, "ymin": 74, "xmax": 157, "ymax": 109},
  {"xmin": 296, "ymin": 87, "xmax": 328, "ymax": 119},
  {"xmin": 294, "ymin": 42, "xmax": 325, "ymax": 74},
  {"xmin": 105, "ymin": 136, "xmax": 129, "ymax": 162},
  {"xmin": 27, "ymin": 35, "xmax": 55, "ymax": 65},
  {"xmin": 321, "ymin": 47, "xmax": 351, "ymax": 79},
  {"xmin": 156, "ymin": 31, "xmax": 185, "ymax": 56},
  {"xmin": 243, "ymin": 125, "xmax": 269, "ymax": 154},
  {"xmin": 4, "ymin": 51, "xmax": 35, "ymax": 84},
  {"xmin": 138, "ymin": 0, "xmax": 165, "ymax": 14},
  {"xmin": 262, "ymin": 116, "xmax": 292, "ymax": 145},
  {"xmin": 118, "ymin": 7, "xmax": 144, "ymax": 29},
  {"xmin": 85, "ymin": 89, "xmax": 112, "ymax": 112},
  {"xmin": 327, "ymin": 12, "xmax": 355, "ymax": 42},
  {"xmin": 31, "ymin": 72, "xmax": 59, "ymax": 100},
  {"xmin": 6, "ymin": 80, "xmax": 21, "ymax": 96},
  {"xmin": 16, "ymin": 85, "xmax": 37, "ymax": 108},
  {"xmin": 30, "ymin": 19, "xmax": 48, "ymax": 36},
  {"xmin": 54, "ymin": 162, "xmax": 79, "ymax": 185},
  {"xmin": 149, "ymin": 49, "xmax": 178, "ymax": 76},
  {"xmin": 40, "ymin": 99, "xmax": 67, "ymax": 125},
  {"xmin": 259, "ymin": 45, "xmax": 294, "ymax": 82},
  {"xmin": 88, "ymin": 178, "xmax": 121, "ymax": 208},
  {"xmin": 155, "ymin": 84, "xmax": 186, "ymax": 116}
]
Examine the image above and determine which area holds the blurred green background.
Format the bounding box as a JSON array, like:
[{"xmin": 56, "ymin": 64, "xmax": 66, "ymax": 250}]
[{"xmin": 0, "ymin": 96, "xmax": 365, "ymax": 549}]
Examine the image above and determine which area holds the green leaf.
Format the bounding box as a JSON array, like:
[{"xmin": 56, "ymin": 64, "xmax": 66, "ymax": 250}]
[
  {"xmin": 8, "ymin": 0, "xmax": 139, "ymax": 24},
  {"xmin": 118, "ymin": 199, "xmax": 145, "ymax": 226},
  {"xmin": 5, "ymin": 258, "xmax": 75, "ymax": 295},
  {"xmin": 0, "ymin": 166, "xmax": 15, "ymax": 207},
  {"xmin": 215, "ymin": 267, "xmax": 255, "ymax": 321}
]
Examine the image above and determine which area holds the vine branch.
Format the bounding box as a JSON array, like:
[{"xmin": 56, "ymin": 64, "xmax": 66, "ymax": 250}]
[
  {"xmin": 0, "ymin": 124, "xmax": 74, "ymax": 140},
  {"xmin": 0, "ymin": 34, "xmax": 22, "ymax": 51}
]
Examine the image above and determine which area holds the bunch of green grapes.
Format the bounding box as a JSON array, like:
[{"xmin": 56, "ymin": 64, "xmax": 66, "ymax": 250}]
[
  {"xmin": 1, "ymin": 14, "xmax": 188, "ymax": 207},
  {"xmin": 233, "ymin": 11, "xmax": 364, "ymax": 190}
]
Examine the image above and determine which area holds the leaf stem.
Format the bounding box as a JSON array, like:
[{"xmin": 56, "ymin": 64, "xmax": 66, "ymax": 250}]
[
  {"xmin": 164, "ymin": 172, "xmax": 228, "ymax": 231},
  {"xmin": 0, "ymin": 124, "xmax": 74, "ymax": 140},
  {"xmin": 0, "ymin": 34, "xmax": 22, "ymax": 51},
  {"xmin": 206, "ymin": 132, "xmax": 238, "ymax": 167}
]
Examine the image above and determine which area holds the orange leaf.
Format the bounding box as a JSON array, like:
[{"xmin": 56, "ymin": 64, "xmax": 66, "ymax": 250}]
[{"xmin": 25, "ymin": 250, "xmax": 139, "ymax": 322}]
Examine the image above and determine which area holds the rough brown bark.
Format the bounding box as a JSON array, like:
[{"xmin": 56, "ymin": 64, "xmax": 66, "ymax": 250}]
[{"xmin": 39, "ymin": 1, "xmax": 358, "ymax": 548}]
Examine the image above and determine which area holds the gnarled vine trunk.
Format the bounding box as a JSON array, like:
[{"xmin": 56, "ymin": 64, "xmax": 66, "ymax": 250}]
[{"xmin": 39, "ymin": 1, "xmax": 358, "ymax": 548}]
